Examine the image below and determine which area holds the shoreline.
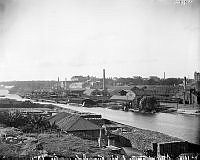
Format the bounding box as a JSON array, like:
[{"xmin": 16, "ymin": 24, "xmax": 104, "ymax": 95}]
[
  {"xmin": 1, "ymin": 87, "xmax": 199, "ymax": 116},
  {"xmin": 0, "ymin": 98, "xmax": 185, "ymax": 141},
  {"xmin": 0, "ymin": 104, "xmax": 184, "ymax": 153},
  {"xmin": 160, "ymin": 102, "xmax": 200, "ymax": 116},
  {"xmin": 0, "ymin": 90, "xmax": 199, "ymax": 145}
]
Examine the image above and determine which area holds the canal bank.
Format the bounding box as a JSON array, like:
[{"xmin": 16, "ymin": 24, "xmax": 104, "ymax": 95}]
[
  {"xmin": 57, "ymin": 103, "xmax": 200, "ymax": 144},
  {"xmin": 0, "ymin": 89, "xmax": 200, "ymax": 144}
]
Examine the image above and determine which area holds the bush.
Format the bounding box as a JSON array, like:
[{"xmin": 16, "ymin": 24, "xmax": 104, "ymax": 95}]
[
  {"xmin": 139, "ymin": 96, "xmax": 158, "ymax": 112},
  {"xmin": 0, "ymin": 111, "xmax": 52, "ymax": 133}
]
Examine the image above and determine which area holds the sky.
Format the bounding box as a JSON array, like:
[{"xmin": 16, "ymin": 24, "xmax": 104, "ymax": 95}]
[{"xmin": 0, "ymin": 0, "xmax": 200, "ymax": 81}]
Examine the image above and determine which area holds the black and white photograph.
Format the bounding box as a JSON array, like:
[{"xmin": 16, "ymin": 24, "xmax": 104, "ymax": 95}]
[{"xmin": 0, "ymin": 0, "xmax": 200, "ymax": 159}]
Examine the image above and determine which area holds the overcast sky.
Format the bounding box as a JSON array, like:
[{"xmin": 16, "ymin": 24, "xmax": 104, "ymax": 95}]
[{"xmin": 0, "ymin": 0, "xmax": 199, "ymax": 81}]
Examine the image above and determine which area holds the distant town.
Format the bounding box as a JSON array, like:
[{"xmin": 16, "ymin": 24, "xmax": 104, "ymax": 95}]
[
  {"xmin": 0, "ymin": 70, "xmax": 200, "ymax": 159},
  {"xmin": 1, "ymin": 70, "xmax": 200, "ymax": 111}
]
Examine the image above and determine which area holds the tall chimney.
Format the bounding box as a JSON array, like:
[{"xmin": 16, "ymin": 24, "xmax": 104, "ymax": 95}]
[
  {"xmin": 164, "ymin": 72, "xmax": 165, "ymax": 80},
  {"xmin": 183, "ymin": 76, "xmax": 187, "ymax": 105},
  {"xmin": 57, "ymin": 77, "xmax": 60, "ymax": 90},
  {"xmin": 65, "ymin": 78, "xmax": 67, "ymax": 89},
  {"xmin": 103, "ymin": 69, "xmax": 106, "ymax": 91},
  {"xmin": 184, "ymin": 77, "xmax": 187, "ymax": 90}
]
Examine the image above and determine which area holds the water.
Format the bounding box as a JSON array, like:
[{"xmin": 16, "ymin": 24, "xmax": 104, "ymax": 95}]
[
  {"xmin": 58, "ymin": 104, "xmax": 200, "ymax": 144},
  {"xmin": 0, "ymin": 89, "xmax": 199, "ymax": 144},
  {"xmin": 0, "ymin": 89, "xmax": 23, "ymax": 100}
]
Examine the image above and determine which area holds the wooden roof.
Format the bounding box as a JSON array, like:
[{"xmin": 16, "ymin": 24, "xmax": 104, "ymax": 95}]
[{"xmin": 48, "ymin": 112, "xmax": 101, "ymax": 132}]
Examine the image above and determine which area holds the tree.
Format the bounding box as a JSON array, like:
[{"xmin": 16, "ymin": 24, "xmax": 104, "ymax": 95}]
[{"xmin": 139, "ymin": 96, "xmax": 158, "ymax": 112}]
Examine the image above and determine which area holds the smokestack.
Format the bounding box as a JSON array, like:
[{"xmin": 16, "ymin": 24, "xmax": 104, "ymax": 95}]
[
  {"xmin": 184, "ymin": 77, "xmax": 187, "ymax": 90},
  {"xmin": 57, "ymin": 77, "xmax": 60, "ymax": 90},
  {"xmin": 164, "ymin": 72, "xmax": 165, "ymax": 80},
  {"xmin": 103, "ymin": 69, "xmax": 106, "ymax": 91},
  {"xmin": 65, "ymin": 78, "xmax": 67, "ymax": 89},
  {"xmin": 183, "ymin": 76, "xmax": 187, "ymax": 105}
]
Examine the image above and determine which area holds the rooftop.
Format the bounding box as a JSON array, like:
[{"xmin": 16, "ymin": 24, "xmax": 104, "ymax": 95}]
[{"xmin": 48, "ymin": 112, "xmax": 101, "ymax": 132}]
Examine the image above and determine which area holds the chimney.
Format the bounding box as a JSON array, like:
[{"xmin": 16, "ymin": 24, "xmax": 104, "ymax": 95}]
[
  {"xmin": 103, "ymin": 69, "xmax": 106, "ymax": 91},
  {"xmin": 65, "ymin": 78, "xmax": 67, "ymax": 89},
  {"xmin": 183, "ymin": 76, "xmax": 187, "ymax": 105},
  {"xmin": 184, "ymin": 77, "xmax": 187, "ymax": 90},
  {"xmin": 57, "ymin": 77, "xmax": 60, "ymax": 90},
  {"xmin": 164, "ymin": 72, "xmax": 165, "ymax": 80}
]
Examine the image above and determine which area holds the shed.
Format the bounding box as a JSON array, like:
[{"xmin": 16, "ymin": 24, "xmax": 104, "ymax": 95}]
[{"xmin": 48, "ymin": 112, "xmax": 102, "ymax": 139}]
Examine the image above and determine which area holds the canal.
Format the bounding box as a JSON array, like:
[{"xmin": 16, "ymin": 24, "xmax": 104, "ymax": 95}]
[
  {"xmin": 58, "ymin": 103, "xmax": 200, "ymax": 144},
  {"xmin": 0, "ymin": 89, "xmax": 200, "ymax": 144}
]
